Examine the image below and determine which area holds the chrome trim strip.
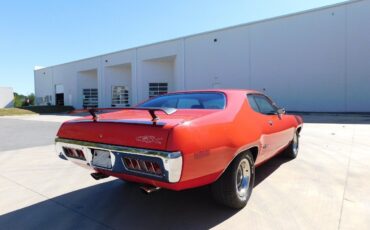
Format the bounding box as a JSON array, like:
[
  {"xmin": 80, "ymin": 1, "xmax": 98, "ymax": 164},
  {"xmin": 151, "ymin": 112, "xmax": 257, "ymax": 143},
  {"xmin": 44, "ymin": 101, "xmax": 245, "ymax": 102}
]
[
  {"xmin": 55, "ymin": 137, "xmax": 183, "ymax": 182},
  {"xmin": 55, "ymin": 138, "xmax": 181, "ymax": 159}
]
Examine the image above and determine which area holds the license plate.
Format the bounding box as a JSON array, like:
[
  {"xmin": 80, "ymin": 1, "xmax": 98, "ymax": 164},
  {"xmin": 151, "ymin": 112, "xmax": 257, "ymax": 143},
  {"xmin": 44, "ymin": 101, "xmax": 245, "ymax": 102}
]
[{"xmin": 92, "ymin": 149, "xmax": 112, "ymax": 169}]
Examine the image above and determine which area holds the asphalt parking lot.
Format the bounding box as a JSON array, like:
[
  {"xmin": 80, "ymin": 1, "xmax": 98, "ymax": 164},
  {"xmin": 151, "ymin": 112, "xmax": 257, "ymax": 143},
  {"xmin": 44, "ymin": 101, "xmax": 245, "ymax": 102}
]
[{"xmin": 0, "ymin": 114, "xmax": 369, "ymax": 230}]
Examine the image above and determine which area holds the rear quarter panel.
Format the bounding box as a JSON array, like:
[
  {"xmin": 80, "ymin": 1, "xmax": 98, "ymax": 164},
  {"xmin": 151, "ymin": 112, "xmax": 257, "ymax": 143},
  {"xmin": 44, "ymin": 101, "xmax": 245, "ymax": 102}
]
[{"xmin": 166, "ymin": 91, "xmax": 262, "ymax": 186}]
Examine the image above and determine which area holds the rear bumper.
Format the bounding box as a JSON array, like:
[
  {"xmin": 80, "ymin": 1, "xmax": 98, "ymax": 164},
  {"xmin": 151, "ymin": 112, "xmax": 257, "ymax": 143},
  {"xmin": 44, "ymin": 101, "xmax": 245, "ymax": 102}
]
[{"xmin": 55, "ymin": 138, "xmax": 182, "ymax": 183}]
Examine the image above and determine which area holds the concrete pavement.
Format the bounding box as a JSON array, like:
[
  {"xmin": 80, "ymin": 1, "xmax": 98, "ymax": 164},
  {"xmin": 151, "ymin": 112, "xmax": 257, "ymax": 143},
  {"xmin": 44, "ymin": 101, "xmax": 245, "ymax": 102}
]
[
  {"xmin": 0, "ymin": 114, "xmax": 369, "ymax": 230},
  {"xmin": 0, "ymin": 114, "xmax": 81, "ymax": 151},
  {"xmin": 0, "ymin": 119, "xmax": 60, "ymax": 152}
]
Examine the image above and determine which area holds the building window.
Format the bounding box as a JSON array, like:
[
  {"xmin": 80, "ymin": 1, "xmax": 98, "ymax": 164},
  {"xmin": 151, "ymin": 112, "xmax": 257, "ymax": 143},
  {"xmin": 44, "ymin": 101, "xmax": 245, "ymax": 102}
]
[
  {"xmin": 149, "ymin": 83, "xmax": 168, "ymax": 98},
  {"xmin": 36, "ymin": 95, "xmax": 52, "ymax": 106},
  {"xmin": 83, "ymin": 88, "xmax": 98, "ymax": 108},
  {"xmin": 112, "ymin": 86, "xmax": 130, "ymax": 107}
]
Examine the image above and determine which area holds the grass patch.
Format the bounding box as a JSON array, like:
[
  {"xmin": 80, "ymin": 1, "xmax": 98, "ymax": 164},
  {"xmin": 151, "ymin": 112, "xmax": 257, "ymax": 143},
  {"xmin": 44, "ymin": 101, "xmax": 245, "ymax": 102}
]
[
  {"xmin": 0, "ymin": 106, "xmax": 75, "ymax": 116},
  {"xmin": 0, "ymin": 108, "xmax": 38, "ymax": 116}
]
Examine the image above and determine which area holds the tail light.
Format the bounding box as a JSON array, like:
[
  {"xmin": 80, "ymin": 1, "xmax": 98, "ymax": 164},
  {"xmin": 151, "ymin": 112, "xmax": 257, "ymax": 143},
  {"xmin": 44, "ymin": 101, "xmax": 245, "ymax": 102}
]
[
  {"xmin": 63, "ymin": 147, "xmax": 86, "ymax": 160},
  {"xmin": 122, "ymin": 157, "xmax": 163, "ymax": 176}
]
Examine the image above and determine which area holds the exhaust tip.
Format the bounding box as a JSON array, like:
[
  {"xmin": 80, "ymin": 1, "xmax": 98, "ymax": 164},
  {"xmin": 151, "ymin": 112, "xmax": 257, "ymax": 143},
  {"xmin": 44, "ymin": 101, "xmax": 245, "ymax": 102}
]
[
  {"xmin": 140, "ymin": 185, "xmax": 161, "ymax": 194},
  {"xmin": 58, "ymin": 153, "xmax": 68, "ymax": 161},
  {"xmin": 91, "ymin": 172, "xmax": 109, "ymax": 180}
]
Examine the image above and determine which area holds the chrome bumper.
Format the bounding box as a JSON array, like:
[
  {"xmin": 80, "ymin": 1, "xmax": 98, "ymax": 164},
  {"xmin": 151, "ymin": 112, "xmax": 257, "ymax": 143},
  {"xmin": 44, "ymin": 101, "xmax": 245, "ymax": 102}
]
[{"xmin": 55, "ymin": 138, "xmax": 182, "ymax": 183}]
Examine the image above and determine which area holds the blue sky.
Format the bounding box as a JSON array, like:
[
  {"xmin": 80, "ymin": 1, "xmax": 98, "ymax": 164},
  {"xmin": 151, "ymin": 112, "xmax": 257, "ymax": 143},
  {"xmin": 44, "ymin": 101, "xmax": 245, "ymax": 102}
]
[{"xmin": 0, "ymin": 0, "xmax": 345, "ymax": 95}]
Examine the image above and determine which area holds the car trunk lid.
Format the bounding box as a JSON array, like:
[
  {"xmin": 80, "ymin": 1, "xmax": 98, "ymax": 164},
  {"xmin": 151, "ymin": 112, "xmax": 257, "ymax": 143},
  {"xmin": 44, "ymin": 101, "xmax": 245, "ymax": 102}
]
[{"xmin": 57, "ymin": 109, "xmax": 218, "ymax": 150}]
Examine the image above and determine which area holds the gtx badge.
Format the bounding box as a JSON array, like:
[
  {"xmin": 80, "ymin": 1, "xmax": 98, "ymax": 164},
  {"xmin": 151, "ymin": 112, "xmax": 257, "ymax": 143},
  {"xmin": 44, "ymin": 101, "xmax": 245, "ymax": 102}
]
[{"xmin": 136, "ymin": 136, "xmax": 163, "ymax": 144}]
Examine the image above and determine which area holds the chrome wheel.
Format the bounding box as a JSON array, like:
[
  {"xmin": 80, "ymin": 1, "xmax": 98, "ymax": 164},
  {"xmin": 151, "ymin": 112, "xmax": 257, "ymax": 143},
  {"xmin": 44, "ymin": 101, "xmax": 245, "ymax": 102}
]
[
  {"xmin": 212, "ymin": 151, "xmax": 255, "ymax": 209},
  {"xmin": 236, "ymin": 159, "xmax": 251, "ymax": 200}
]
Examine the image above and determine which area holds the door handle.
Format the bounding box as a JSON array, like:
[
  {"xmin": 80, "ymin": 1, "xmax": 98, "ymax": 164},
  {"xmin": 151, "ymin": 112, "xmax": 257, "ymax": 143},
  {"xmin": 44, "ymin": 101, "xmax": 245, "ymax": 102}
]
[{"xmin": 268, "ymin": 120, "xmax": 273, "ymax": 126}]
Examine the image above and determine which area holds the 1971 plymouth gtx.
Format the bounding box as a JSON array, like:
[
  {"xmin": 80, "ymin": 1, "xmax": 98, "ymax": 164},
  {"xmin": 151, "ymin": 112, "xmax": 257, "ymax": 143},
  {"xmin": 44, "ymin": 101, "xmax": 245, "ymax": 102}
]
[{"xmin": 55, "ymin": 89, "xmax": 303, "ymax": 209}]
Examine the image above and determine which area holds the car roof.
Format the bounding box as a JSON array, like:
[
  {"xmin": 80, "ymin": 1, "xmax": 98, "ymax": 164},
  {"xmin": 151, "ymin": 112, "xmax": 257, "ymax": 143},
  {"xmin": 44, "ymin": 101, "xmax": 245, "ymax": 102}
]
[{"xmin": 167, "ymin": 89, "xmax": 262, "ymax": 95}]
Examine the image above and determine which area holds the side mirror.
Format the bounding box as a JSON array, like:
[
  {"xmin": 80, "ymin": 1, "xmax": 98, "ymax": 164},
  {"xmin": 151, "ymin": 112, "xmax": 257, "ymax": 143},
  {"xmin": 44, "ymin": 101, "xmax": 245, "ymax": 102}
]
[{"xmin": 277, "ymin": 108, "xmax": 286, "ymax": 115}]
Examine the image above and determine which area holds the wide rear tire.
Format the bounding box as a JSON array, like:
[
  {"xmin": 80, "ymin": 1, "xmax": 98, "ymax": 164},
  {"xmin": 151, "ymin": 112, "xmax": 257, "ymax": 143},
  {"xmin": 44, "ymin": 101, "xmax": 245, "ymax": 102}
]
[{"xmin": 211, "ymin": 151, "xmax": 255, "ymax": 209}]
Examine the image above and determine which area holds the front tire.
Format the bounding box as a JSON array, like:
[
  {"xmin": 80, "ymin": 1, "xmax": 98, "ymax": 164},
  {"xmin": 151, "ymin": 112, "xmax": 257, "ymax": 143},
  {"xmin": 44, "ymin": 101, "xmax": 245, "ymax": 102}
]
[{"xmin": 211, "ymin": 151, "xmax": 255, "ymax": 209}]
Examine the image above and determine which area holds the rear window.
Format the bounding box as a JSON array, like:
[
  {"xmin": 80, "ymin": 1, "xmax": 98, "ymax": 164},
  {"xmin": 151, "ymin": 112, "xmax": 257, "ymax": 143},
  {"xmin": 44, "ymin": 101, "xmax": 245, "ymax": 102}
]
[{"xmin": 139, "ymin": 93, "xmax": 226, "ymax": 109}]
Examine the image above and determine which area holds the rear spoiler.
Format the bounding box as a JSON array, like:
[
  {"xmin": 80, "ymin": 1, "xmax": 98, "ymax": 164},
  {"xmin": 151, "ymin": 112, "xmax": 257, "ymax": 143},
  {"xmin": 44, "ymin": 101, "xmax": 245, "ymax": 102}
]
[{"xmin": 87, "ymin": 107, "xmax": 177, "ymax": 123}]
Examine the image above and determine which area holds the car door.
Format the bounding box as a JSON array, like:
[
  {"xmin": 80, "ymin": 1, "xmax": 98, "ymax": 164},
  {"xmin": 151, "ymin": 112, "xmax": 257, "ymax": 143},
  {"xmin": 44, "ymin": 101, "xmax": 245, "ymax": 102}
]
[
  {"xmin": 247, "ymin": 94, "xmax": 291, "ymax": 160},
  {"xmin": 258, "ymin": 95, "xmax": 294, "ymax": 146}
]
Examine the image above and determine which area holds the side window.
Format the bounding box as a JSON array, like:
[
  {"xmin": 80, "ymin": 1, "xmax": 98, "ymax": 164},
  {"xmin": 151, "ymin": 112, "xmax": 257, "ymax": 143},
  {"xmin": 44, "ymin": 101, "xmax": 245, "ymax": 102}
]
[
  {"xmin": 254, "ymin": 95, "xmax": 277, "ymax": 115},
  {"xmin": 247, "ymin": 95, "xmax": 260, "ymax": 113}
]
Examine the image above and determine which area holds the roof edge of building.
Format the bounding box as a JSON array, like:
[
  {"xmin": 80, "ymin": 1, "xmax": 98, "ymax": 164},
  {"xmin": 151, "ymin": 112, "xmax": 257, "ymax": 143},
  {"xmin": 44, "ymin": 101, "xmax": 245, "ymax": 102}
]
[{"xmin": 35, "ymin": 0, "xmax": 362, "ymax": 71}]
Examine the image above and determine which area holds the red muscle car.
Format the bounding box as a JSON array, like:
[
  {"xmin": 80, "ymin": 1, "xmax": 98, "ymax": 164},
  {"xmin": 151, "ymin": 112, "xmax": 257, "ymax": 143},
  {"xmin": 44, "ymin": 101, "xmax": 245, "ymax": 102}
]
[{"xmin": 55, "ymin": 89, "xmax": 303, "ymax": 209}]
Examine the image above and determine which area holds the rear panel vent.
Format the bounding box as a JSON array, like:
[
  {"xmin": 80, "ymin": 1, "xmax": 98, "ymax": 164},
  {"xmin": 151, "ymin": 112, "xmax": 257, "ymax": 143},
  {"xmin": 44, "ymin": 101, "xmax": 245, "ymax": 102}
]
[
  {"xmin": 63, "ymin": 147, "xmax": 86, "ymax": 160},
  {"xmin": 122, "ymin": 157, "xmax": 162, "ymax": 176}
]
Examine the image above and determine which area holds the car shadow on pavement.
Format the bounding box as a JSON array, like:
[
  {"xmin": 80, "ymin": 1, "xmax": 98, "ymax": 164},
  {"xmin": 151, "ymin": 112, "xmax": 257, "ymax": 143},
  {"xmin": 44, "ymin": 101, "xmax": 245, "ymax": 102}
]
[
  {"xmin": 0, "ymin": 155, "xmax": 292, "ymax": 230},
  {"xmin": 0, "ymin": 180, "xmax": 237, "ymax": 230},
  {"xmin": 254, "ymin": 155, "xmax": 293, "ymax": 187}
]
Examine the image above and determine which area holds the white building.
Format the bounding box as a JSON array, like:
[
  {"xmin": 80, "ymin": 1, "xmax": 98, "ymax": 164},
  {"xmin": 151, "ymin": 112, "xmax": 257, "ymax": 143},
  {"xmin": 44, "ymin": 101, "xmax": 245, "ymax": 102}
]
[
  {"xmin": 34, "ymin": 0, "xmax": 370, "ymax": 112},
  {"xmin": 0, "ymin": 87, "xmax": 14, "ymax": 108}
]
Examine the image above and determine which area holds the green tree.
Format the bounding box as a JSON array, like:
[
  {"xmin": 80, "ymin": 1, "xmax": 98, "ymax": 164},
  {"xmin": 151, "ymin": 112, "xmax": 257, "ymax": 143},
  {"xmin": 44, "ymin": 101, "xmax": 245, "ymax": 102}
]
[
  {"xmin": 13, "ymin": 92, "xmax": 35, "ymax": 107},
  {"xmin": 14, "ymin": 92, "xmax": 25, "ymax": 107},
  {"xmin": 27, "ymin": 93, "xmax": 35, "ymax": 106}
]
